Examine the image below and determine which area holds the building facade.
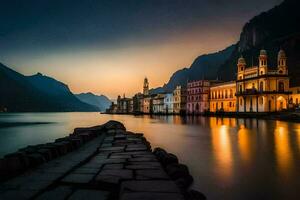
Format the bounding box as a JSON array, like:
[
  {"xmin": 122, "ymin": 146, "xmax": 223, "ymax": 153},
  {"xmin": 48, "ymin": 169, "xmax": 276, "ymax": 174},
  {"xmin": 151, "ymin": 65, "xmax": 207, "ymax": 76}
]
[
  {"xmin": 143, "ymin": 96, "xmax": 152, "ymax": 114},
  {"xmin": 210, "ymin": 81, "xmax": 236, "ymax": 112},
  {"xmin": 164, "ymin": 93, "xmax": 173, "ymax": 114},
  {"xmin": 236, "ymin": 49, "xmax": 290, "ymax": 112},
  {"xmin": 173, "ymin": 86, "xmax": 187, "ymax": 114},
  {"xmin": 289, "ymin": 87, "xmax": 300, "ymax": 108},
  {"xmin": 152, "ymin": 94, "xmax": 165, "ymax": 114},
  {"xmin": 117, "ymin": 95, "xmax": 132, "ymax": 113},
  {"xmin": 186, "ymin": 80, "xmax": 210, "ymax": 114}
]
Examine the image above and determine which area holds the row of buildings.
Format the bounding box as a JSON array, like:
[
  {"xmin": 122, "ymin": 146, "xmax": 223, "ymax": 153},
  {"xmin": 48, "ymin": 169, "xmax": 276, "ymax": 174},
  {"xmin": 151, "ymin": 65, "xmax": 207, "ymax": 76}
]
[{"xmin": 107, "ymin": 49, "xmax": 300, "ymax": 115}]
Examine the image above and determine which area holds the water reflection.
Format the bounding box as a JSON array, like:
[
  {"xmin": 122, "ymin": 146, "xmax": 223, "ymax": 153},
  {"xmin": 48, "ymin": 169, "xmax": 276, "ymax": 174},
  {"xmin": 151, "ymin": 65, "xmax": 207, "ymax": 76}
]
[
  {"xmin": 238, "ymin": 124, "xmax": 253, "ymax": 164},
  {"xmin": 274, "ymin": 121, "xmax": 293, "ymax": 180},
  {"xmin": 211, "ymin": 123, "xmax": 233, "ymax": 184},
  {"xmin": 1, "ymin": 113, "xmax": 300, "ymax": 199}
]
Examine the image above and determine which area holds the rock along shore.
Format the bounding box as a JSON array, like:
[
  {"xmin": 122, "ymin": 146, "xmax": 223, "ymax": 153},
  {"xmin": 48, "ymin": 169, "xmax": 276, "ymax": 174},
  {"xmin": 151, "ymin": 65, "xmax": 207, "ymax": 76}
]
[{"xmin": 0, "ymin": 120, "xmax": 206, "ymax": 200}]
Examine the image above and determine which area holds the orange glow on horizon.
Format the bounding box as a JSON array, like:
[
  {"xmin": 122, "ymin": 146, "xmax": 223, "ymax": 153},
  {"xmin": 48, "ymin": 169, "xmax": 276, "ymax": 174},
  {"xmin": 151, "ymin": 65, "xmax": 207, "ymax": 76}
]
[{"xmin": 12, "ymin": 26, "xmax": 238, "ymax": 99}]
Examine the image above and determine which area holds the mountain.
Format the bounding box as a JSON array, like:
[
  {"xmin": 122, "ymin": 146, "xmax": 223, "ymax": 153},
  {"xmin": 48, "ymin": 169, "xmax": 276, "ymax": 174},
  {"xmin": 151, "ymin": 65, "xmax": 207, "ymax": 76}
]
[
  {"xmin": 0, "ymin": 63, "xmax": 99, "ymax": 112},
  {"xmin": 152, "ymin": 0, "xmax": 300, "ymax": 93},
  {"xmin": 75, "ymin": 93, "xmax": 111, "ymax": 112},
  {"xmin": 217, "ymin": 0, "xmax": 300, "ymax": 86},
  {"xmin": 151, "ymin": 44, "xmax": 235, "ymax": 94}
]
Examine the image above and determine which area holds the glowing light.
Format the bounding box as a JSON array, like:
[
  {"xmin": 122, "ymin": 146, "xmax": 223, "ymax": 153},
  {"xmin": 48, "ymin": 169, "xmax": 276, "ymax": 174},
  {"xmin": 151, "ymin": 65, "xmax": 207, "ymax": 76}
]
[
  {"xmin": 274, "ymin": 121, "xmax": 293, "ymax": 179},
  {"xmin": 238, "ymin": 125, "xmax": 252, "ymax": 164},
  {"xmin": 211, "ymin": 119, "xmax": 233, "ymax": 184}
]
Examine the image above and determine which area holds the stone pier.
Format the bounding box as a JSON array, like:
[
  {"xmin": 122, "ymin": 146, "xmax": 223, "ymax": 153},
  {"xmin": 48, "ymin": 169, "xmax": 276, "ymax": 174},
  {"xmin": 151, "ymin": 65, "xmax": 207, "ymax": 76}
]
[{"xmin": 0, "ymin": 121, "xmax": 205, "ymax": 200}]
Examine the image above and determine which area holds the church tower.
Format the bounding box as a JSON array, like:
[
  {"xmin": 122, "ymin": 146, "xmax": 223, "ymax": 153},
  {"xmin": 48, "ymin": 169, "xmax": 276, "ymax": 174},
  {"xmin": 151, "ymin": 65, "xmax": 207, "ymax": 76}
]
[
  {"xmin": 237, "ymin": 55, "xmax": 246, "ymax": 80},
  {"xmin": 277, "ymin": 49, "xmax": 287, "ymax": 75},
  {"xmin": 259, "ymin": 49, "xmax": 268, "ymax": 75},
  {"xmin": 143, "ymin": 77, "xmax": 149, "ymax": 96}
]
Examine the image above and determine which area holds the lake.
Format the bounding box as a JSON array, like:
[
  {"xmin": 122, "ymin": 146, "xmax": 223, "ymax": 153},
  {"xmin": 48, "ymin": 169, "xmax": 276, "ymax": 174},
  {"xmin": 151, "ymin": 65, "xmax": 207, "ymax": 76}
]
[{"xmin": 0, "ymin": 112, "xmax": 300, "ymax": 199}]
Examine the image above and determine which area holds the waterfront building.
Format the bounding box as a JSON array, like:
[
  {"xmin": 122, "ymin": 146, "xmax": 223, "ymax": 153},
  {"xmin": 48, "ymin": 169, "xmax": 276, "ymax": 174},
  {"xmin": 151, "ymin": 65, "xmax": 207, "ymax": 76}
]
[
  {"xmin": 164, "ymin": 93, "xmax": 173, "ymax": 114},
  {"xmin": 152, "ymin": 94, "xmax": 165, "ymax": 114},
  {"xmin": 143, "ymin": 96, "xmax": 152, "ymax": 114},
  {"xmin": 117, "ymin": 95, "xmax": 132, "ymax": 113},
  {"xmin": 289, "ymin": 87, "xmax": 300, "ymax": 108},
  {"xmin": 173, "ymin": 86, "xmax": 187, "ymax": 114},
  {"xmin": 133, "ymin": 93, "xmax": 144, "ymax": 113},
  {"xmin": 236, "ymin": 49, "xmax": 291, "ymax": 112},
  {"xmin": 186, "ymin": 80, "xmax": 210, "ymax": 114},
  {"xmin": 210, "ymin": 81, "xmax": 236, "ymax": 112},
  {"xmin": 106, "ymin": 102, "xmax": 118, "ymax": 113}
]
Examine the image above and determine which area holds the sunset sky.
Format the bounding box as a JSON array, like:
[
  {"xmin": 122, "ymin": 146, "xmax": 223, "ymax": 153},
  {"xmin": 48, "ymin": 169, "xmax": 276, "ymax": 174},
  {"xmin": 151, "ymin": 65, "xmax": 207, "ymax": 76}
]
[{"xmin": 0, "ymin": 0, "xmax": 282, "ymax": 98}]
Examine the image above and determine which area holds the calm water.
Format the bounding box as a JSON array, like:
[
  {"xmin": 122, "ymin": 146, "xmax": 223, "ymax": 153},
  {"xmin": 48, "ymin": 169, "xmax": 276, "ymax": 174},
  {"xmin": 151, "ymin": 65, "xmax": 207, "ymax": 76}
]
[{"xmin": 0, "ymin": 113, "xmax": 300, "ymax": 199}]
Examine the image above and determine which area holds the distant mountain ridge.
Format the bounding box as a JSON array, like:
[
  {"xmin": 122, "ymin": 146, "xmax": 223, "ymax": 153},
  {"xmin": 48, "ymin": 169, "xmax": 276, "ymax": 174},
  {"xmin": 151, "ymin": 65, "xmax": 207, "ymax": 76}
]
[
  {"xmin": 0, "ymin": 63, "xmax": 99, "ymax": 112},
  {"xmin": 75, "ymin": 92, "xmax": 111, "ymax": 112},
  {"xmin": 150, "ymin": 44, "xmax": 235, "ymax": 94}
]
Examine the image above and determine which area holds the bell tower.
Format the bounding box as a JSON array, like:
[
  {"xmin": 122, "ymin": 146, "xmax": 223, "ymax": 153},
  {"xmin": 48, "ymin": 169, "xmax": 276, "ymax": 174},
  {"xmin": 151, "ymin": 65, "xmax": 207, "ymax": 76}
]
[
  {"xmin": 259, "ymin": 49, "xmax": 268, "ymax": 75},
  {"xmin": 237, "ymin": 55, "xmax": 246, "ymax": 80},
  {"xmin": 277, "ymin": 49, "xmax": 287, "ymax": 75},
  {"xmin": 143, "ymin": 77, "xmax": 149, "ymax": 96}
]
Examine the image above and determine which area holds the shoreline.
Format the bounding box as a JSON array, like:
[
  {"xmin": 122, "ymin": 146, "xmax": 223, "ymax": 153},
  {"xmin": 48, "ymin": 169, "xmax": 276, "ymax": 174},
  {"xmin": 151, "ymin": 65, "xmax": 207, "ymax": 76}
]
[{"xmin": 103, "ymin": 111, "xmax": 300, "ymax": 123}]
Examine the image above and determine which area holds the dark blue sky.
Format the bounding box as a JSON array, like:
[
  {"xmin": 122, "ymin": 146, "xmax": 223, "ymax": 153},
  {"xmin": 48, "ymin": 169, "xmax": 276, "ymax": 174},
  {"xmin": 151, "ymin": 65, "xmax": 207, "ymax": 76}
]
[{"xmin": 0, "ymin": 0, "xmax": 282, "ymax": 97}]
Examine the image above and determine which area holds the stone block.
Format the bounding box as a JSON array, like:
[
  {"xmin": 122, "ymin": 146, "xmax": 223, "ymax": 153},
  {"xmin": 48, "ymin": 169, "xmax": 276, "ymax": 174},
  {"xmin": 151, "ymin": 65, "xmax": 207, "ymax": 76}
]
[
  {"xmin": 126, "ymin": 147, "xmax": 148, "ymax": 152},
  {"xmin": 112, "ymin": 151, "xmax": 152, "ymax": 157},
  {"xmin": 132, "ymin": 154, "xmax": 156, "ymax": 159},
  {"xmin": 128, "ymin": 157, "xmax": 157, "ymax": 162},
  {"xmin": 42, "ymin": 144, "xmax": 60, "ymax": 158},
  {"xmin": 114, "ymin": 134, "xmax": 126, "ymax": 140},
  {"xmin": 120, "ymin": 192, "xmax": 184, "ymax": 200},
  {"xmin": 135, "ymin": 169, "xmax": 169, "ymax": 180},
  {"xmin": 126, "ymin": 162, "xmax": 162, "ymax": 170},
  {"xmin": 166, "ymin": 163, "xmax": 190, "ymax": 180},
  {"xmin": 102, "ymin": 163, "xmax": 123, "ymax": 170},
  {"xmin": 27, "ymin": 153, "xmax": 46, "ymax": 166},
  {"xmin": 101, "ymin": 143, "xmax": 112, "ymax": 148},
  {"xmin": 72, "ymin": 167, "xmax": 100, "ymax": 174},
  {"xmin": 103, "ymin": 158, "xmax": 127, "ymax": 164},
  {"xmin": 68, "ymin": 189, "xmax": 109, "ymax": 200},
  {"xmin": 35, "ymin": 186, "xmax": 73, "ymax": 200},
  {"xmin": 62, "ymin": 173, "xmax": 94, "ymax": 184},
  {"xmin": 0, "ymin": 189, "xmax": 38, "ymax": 199},
  {"xmin": 37, "ymin": 148, "xmax": 53, "ymax": 161},
  {"xmin": 99, "ymin": 146, "xmax": 124, "ymax": 152},
  {"xmin": 96, "ymin": 169, "xmax": 133, "ymax": 184},
  {"xmin": 120, "ymin": 180, "xmax": 181, "ymax": 193},
  {"xmin": 109, "ymin": 154, "xmax": 132, "ymax": 159}
]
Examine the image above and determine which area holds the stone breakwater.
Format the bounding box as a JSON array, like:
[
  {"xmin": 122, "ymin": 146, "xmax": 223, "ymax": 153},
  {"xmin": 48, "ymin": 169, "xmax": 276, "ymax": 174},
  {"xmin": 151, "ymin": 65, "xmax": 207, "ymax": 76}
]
[{"xmin": 0, "ymin": 120, "xmax": 206, "ymax": 200}]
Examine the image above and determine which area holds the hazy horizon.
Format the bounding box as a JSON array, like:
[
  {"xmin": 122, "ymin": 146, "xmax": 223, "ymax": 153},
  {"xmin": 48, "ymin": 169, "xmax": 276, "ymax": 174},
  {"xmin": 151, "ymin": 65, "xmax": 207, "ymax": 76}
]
[{"xmin": 0, "ymin": 0, "xmax": 282, "ymax": 98}]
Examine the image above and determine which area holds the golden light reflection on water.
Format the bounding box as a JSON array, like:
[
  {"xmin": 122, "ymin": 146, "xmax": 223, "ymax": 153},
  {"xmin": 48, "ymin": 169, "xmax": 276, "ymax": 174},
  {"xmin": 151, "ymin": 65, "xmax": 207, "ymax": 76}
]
[
  {"xmin": 210, "ymin": 118, "xmax": 233, "ymax": 184},
  {"xmin": 295, "ymin": 124, "xmax": 300, "ymax": 151},
  {"xmin": 2, "ymin": 113, "xmax": 300, "ymax": 199},
  {"xmin": 274, "ymin": 121, "xmax": 293, "ymax": 179},
  {"xmin": 238, "ymin": 124, "xmax": 253, "ymax": 164}
]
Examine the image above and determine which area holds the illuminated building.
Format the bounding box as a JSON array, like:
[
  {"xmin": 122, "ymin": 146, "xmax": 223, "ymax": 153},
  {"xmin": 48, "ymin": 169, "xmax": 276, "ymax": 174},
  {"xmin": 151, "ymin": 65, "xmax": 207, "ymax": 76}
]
[
  {"xmin": 164, "ymin": 93, "xmax": 173, "ymax": 114},
  {"xmin": 210, "ymin": 81, "xmax": 236, "ymax": 112},
  {"xmin": 289, "ymin": 87, "xmax": 300, "ymax": 107},
  {"xmin": 152, "ymin": 93, "xmax": 165, "ymax": 114},
  {"xmin": 236, "ymin": 49, "xmax": 291, "ymax": 112},
  {"xmin": 186, "ymin": 80, "xmax": 210, "ymax": 114},
  {"xmin": 173, "ymin": 85, "xmax": 187, "ymax": 114}
]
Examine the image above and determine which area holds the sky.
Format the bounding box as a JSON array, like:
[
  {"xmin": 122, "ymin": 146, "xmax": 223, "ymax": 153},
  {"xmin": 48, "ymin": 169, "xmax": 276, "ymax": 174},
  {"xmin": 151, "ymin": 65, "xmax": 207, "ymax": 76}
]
[{"xmin": 0, "ymin": 0, "xmax": 282, "ymax": 98}]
